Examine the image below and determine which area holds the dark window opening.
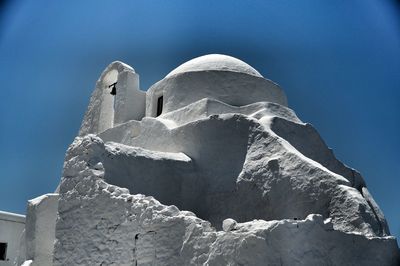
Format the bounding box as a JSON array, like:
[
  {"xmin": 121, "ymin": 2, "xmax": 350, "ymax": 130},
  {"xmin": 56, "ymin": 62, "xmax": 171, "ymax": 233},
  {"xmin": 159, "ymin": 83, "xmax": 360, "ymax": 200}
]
[
  {"xmin": 0, "ymin": 242, "xmax": 7, "ymax": 261},
  {"xmin": 109, "ymin": 82, "xmax": 117, "ymax": 95},
  {"xmin": 156, "ymin": 96, "xmax": 163, "ymax": 116}
]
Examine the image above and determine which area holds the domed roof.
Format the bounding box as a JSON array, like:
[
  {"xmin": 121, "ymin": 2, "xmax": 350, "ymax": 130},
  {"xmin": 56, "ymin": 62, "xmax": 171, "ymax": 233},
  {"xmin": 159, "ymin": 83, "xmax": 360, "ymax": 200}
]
[{"xmin": 166, "ymin": 54, "xmax": 263, "ymax": 78}]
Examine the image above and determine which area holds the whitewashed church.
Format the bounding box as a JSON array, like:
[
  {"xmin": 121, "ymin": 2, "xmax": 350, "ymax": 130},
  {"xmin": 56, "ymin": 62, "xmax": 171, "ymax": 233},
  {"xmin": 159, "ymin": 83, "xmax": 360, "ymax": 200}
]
[{"xmin": 1, "ymin": 54, "xmax": 399, "ymax": 265}]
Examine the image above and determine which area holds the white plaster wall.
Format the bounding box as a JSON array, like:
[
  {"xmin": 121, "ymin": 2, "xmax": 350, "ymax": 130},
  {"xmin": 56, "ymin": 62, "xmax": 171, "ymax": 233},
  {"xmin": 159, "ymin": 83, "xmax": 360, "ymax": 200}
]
[
  {"xmin": 114, "ymin": 71, "xmax": 145, "ymax": 124},
  {"xmin": 160, "ymin": 98, "xmax": 301, "ymax": 128},
  {"xmin": 79, "ymin": 61, "xmax": 145, "ymax": 136},
  {"xmin": 0, "ymin": 211, "xmax": 25, "ymax": 266},
  {"xmin": 24, "ymin": 194, "xmax": 59, "ymax": 266},
  {"xmin": 53, "ymin": 95, "xmax": 400, "ymax": 264},
  {"xmin": 98, "ymin": 69, "xmax": 117, "ymax": 133},
  {"xmin": 102, "ymin": 143, "xmax": 199, "ymax": 208},
  {"xmin": 102, "ymin": 98, "xmax": 300, "ymax": 144},
  {"xmin": 52, "ymin": 144, "xmax": 400, "ymax": 265},
  {"xmin": 146, "ymin": 71, "xmax": 287, "ymax": 117},
  {"xmin": 55, "ymin": 57, "xmax": 399, "ymax": 264},
  {"xmin": 145, "ymin": 81, "xmax": 164, "ymax": 117},
  {"xmin": 99, "ymin": 119, "xmax": 142, "ymax": 144},
  {"xmin": 77, "ymin": 97, "xmax": 387, "ymax": 237}
]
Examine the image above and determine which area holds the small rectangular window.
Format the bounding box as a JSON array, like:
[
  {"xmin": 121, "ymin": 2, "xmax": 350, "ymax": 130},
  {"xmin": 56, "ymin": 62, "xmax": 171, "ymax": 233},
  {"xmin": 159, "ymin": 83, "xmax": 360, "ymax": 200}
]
[
  {"xmin": 156, "ymin": 96, "xmax": 163, "ymax": 116},
  {"xmin": 0, "ymin": 242, "xmax": 7, "ymax": 261}
]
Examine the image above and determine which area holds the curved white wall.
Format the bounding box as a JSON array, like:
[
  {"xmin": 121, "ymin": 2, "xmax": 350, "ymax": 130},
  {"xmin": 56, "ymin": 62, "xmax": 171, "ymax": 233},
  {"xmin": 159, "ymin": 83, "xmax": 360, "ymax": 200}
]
[{"xmin": 146, "ymin": 71, "xmax": 287, "ymax": 117}]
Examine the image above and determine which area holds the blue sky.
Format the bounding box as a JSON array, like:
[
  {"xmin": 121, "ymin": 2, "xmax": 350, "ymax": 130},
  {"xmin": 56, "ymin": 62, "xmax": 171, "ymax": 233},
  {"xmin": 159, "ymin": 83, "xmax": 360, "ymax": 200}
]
[{"xmin": 0, "ymin": 0, "xmax": 399, "ymax": 239}]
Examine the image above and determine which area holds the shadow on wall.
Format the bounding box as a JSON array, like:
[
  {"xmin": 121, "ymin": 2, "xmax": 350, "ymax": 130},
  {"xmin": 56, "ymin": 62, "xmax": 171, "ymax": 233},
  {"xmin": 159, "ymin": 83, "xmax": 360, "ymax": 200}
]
[{"xmin": 101, "ymin": 115, "xmax": 254, "ymax": 229}]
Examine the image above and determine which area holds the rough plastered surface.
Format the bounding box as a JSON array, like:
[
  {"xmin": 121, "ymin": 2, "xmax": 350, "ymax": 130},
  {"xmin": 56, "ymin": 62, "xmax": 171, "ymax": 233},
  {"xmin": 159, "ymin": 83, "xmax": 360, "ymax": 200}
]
[
  {"xmin": 54, "ymin": 104, "xmax": 400, "ymax": 264},
  {"xmin": 51, "ymin": 56, "xmax": 399, "ymax": 265},
  {"xmin": 90, "ymin": 99, "xmax": 388, "ymax": 237},
  {"xmin": 53, "ymin": 135, "xmax": 399, "ymax": 265}
]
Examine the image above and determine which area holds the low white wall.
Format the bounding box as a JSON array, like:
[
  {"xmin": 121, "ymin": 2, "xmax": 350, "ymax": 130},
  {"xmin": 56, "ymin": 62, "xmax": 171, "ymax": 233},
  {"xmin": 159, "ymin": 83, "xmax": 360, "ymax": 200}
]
[
  {"xmin": 25, "ymin": 194, "xmax": 59, "ymax": 266},
  {"xmin": 0, "ymin": 211, "xmax": 25, "ymax": 266}
]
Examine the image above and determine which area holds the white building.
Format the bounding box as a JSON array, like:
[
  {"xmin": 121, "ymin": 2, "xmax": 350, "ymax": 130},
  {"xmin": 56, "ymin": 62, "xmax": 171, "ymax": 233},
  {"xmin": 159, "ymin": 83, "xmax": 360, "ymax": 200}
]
[
  {"xmin": 7, "ymin": 54, "xmax": 400, "ymax": 265},
  {"xmin": 0, "ymin": 211, "xmax": 25, "ymax": 266},
  {"xmin": 78, "ymin": 54, "xmax": 287, "ymax": 137}
]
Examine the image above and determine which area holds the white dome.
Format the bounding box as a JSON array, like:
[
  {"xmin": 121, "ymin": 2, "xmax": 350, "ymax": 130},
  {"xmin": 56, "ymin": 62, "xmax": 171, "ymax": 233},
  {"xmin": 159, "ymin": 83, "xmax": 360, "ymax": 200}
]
[{"xmin": 166, "ymin": 54, "xmax": 263, "ymax": 78}]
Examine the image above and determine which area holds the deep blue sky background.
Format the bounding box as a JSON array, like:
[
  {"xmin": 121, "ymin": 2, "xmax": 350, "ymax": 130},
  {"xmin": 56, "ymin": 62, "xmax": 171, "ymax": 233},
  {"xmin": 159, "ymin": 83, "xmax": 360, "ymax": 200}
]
[{"xmin": 0, "ymin": 0, "xmax": 399, "ymax": 239}]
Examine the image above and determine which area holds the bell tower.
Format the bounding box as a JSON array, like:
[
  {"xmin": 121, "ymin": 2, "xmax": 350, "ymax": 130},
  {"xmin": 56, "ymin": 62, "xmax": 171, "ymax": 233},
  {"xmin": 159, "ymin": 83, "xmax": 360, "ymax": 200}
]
[{"xmin": 79, "ymin": 61, "xmax": 146, "ymax": 136}]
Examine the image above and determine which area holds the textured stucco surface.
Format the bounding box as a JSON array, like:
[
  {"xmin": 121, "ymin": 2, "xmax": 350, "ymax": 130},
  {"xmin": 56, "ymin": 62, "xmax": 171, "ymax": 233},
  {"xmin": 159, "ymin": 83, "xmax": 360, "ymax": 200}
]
[
  {"xmin": 53, "ymin": 133, "xmax": 399, "ymax": 265},
  {"xmin": 24, "ymin": 55, "xmax": 400, "ymax": 265}
]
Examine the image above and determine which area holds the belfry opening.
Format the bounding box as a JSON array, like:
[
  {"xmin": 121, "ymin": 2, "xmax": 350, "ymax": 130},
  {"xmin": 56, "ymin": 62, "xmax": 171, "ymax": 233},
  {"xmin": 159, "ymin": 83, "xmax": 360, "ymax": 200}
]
[{"xmin": 109, "ymin": 82, "xmax": 117, "ymax": 95}]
